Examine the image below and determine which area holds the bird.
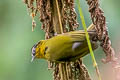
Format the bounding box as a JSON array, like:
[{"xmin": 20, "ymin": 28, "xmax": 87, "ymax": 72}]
[{"xmin": 31, "ymin": 24, "xmax": 98, "ymax": 62}]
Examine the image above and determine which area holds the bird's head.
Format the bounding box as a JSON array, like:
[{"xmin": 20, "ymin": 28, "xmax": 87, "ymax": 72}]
[{"xmin": 31, "ymin": 40, "xmax": 45, "ymax": 62}]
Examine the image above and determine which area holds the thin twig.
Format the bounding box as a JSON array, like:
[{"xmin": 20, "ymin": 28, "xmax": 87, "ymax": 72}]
[{"xmin": 55, "ymin": 0, "xmax": 63, "ymax": 34}]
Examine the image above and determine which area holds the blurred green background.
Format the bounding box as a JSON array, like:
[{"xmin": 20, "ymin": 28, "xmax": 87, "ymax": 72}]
[{"xmin": 0, "ymin": 0, "xmax": 120, "ymax": 80}]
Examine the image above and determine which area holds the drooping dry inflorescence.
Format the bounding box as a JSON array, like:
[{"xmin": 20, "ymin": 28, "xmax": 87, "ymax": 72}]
[
  {"xmin": 24, "ymin": 0, "xmax": 79, "ymax": 38},
  {"xmin": 86, "ymin": 0, "xmax": 120, "ymax": 80},
  {"xmin": 24, "ymin": 0, "xmax": 54, "ymax": 38},
  {"xmin": 24, "ymin": 0, "xmax": 91, "ymax": 80},
  {"xmin": 86, "ymin": 0, "xmax": 116, "ymax": 63}
]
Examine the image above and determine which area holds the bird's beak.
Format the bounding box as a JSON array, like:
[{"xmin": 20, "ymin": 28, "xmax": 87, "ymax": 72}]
[{"xmin": 31, "ymin": 56, "xmax": 35, "ymax": 62}]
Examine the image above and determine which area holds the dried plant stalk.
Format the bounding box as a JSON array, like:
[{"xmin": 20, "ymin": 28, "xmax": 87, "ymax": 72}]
[
  {"xmin": 24, "ymin": 0, "xmax": 92, "ymax": 80},
  {"xmin": 86, "ymin": 0, "xmax": 120, "ymax": 80},
  {"xmin": 86, "ymin": 0, "xmax": 116, "ymax": 63},
  {"xmin": 51, "ymin": 0, "xmax": 91, "ymax": 80}
]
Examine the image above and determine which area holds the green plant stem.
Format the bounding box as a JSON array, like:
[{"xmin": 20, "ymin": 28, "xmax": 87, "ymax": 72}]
[{"xmin": 76, "ymin": 0, "xmax": 102, "ymax": 80}]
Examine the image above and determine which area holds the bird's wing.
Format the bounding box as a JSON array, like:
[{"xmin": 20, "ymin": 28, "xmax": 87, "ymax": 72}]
[
  {"xmin": 63, "ymin": 23, "xmax": 96, "ymax": 42},
  {"xmin": 65, "ymin": 30, "xmax": 86, "ymax": 41},
  {"xmin": 64, "ymin": 30, "xmax": 96, "ymax": 42}
]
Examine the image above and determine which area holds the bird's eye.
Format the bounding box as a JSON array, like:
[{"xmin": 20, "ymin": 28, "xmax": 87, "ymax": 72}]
[
  {"xmin": 32, "ymin": 48, "xmax": 35, "ymax": 53},
  {"xmin": 44, "ymin": 47, "xmax": 48, "ymax": 55}
]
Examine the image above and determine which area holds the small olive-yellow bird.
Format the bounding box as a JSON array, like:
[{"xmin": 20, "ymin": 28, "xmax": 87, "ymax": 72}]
[{"xmin": 31, "ymin": 24, "xmax": 98, "ymax": 62}]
